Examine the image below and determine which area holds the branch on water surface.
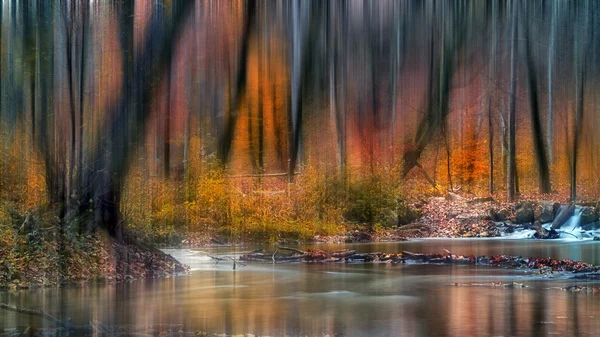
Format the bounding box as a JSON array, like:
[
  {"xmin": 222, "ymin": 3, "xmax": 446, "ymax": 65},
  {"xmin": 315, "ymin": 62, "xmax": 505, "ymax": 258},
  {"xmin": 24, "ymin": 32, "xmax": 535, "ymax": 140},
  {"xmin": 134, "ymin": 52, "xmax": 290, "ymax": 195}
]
[
  {"xmin": 0, "ymin": 303, "xmax": 66, "ymax": 328},
  {"xmin": 276, "ymin": 245, "xmax": 307, "ymax": 255},
  {"xmin": 207, "ymin": 255, "xmax": 246, "ymax": 268},
  {"xmin": 238, "ymin": 249, "xmax": 600, "ymax": 277}
]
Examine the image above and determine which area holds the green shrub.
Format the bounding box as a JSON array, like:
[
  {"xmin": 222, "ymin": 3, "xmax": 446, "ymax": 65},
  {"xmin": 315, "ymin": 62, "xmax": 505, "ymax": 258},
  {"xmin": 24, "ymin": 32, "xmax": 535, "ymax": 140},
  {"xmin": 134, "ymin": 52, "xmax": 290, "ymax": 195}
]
[{"xmin": 345, "ymin": 175, "xmax": 398, "ymax": 228}]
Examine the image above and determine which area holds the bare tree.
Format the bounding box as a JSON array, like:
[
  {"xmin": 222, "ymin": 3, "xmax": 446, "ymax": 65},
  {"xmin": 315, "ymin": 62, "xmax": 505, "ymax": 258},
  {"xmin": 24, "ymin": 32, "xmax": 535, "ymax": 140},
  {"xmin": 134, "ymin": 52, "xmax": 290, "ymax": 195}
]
[
  {"xmin": 76, "ymin": 1, "xmax": 195, "ymax": 239},
  {"xmin": 507, "ymin": 1, "xmax": 518, "ymax": 201},
  {"xmin": 523, "ymin": 2, "xmax": 551, "ymax": 194},
  {"xmin": 547, "ymin": 1, "xmax": 558, "ymax": 164},
  {"xmin": 401, "ymin": 1, "xmax": 469, "ymax": 179},
  {"xmin": 570, "ymin": 0, "xmax": 592, "ymax": 201}
]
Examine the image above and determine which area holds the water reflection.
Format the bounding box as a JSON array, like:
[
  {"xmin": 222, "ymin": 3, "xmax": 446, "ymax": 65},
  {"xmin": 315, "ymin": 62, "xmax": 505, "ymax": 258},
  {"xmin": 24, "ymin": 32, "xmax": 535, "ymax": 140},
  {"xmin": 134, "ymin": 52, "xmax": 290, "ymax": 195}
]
[{"xmin": 1, "ymin": 241, "xmax": 600, "ymax": 336}]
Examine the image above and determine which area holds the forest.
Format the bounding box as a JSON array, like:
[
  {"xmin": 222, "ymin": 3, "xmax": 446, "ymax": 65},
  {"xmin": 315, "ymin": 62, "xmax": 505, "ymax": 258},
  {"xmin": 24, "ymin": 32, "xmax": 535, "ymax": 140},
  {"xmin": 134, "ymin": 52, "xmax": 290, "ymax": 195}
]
[{"xmin": 1, "ymin": 1, "xmax": 600, "ymax": 336}]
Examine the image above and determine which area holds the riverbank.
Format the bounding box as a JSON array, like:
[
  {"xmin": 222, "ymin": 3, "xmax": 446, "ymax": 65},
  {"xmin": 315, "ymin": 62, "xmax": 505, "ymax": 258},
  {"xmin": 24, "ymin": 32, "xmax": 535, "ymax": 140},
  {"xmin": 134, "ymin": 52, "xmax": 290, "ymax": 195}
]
[
  {"xmin": 5, "ymin": 239, "xmax": 600, "ymax": 337},
  {"xmin": 3, "ymin": 191, "xmax": 600, "ymax": 290},
  {"xmin": 177, "ymin": 193, "xmax": 600, "ymax": 247},
  {"xmin": 0, "ymin": 206, "xmax": 187, "ymax": 291}
]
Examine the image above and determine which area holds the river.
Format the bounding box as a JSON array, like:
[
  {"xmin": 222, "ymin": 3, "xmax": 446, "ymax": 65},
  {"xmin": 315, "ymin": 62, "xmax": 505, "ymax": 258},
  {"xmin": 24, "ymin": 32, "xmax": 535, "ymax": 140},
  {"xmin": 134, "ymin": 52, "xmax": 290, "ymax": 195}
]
[{"xmin": 1, "ymin": 239, "xmax": 599, "ymax": 336}]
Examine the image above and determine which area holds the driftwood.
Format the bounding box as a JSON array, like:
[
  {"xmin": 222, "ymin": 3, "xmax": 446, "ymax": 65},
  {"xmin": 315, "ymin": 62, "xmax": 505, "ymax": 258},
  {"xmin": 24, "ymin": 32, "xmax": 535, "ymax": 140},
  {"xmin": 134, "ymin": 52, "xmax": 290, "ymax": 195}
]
[
  {"xmin": 0, "ymin": 303, "xmax": 65, "ymax": 328},
  {"xmin": 276, "ymin": 245, "xmax": 306, "ymax": 255},
  {"xmin": 532, "ymin": 221, "xmax": 559, "ymax": 239},
  {"xmin": 0, "ymin": 303, "xmax": 200, "ymax": 337},
  {"xmin": 207, "ymin": 255, "xmax": 245, "ymax": 269}
]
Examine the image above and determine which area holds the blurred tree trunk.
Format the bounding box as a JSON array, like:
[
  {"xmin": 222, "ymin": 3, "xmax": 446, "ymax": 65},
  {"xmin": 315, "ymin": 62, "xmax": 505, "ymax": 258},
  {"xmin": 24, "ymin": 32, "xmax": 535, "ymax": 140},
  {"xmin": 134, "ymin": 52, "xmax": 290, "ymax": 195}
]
[
  {"xmin": 487, "ymin": 1, "xmax": 497, "ymax": 195},
  {"xmin": 570, "ymin": 0, "xmax": 591, "ymax": 201},
  {"xmin": 524, "ymin": 3, "xmax": 551, "ymax": 194},
  {"xmin": 78, "ymin": 0, "xmax": 89, "ymax": 196},
  {"xmin": 507, "ymin": 2, "xmax": 518, "ymax": 201},
  {"xmin": 547, "ymin": 2, "xmax": 558, "ymax": 165},
  {"xmin": 218, "ymin": 0, "xmax": 256, "ymax": 163},
  {"xmin": 401, "ymin": 2, "xmax": 467, "ymax": 179},
  {"xmin": 63, "ymin": 0, "xmax": 77, "ymax": 210},
  {"xmin": 77, "ymin": 1, "xmax": 194, "ymax": 240}
]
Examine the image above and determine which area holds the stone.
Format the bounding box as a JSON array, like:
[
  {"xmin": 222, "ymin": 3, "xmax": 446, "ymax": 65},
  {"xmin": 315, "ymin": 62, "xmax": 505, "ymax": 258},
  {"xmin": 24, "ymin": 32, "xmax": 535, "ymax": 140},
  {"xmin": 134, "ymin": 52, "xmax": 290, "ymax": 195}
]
[
  {"xmin": 446, "ymin": 192, "xmax": 463, "ymax": 201},
  {"xmin": 582, "ymin": 221, "xmax": 600, "ymax": 231},
  {"xmin": 534, "ymin": 201, "xmax": 559, "ymax": 223},
  {"xmin": 488, "ymin": 208, "xmax": 510, "ymax": 222},
  {"xmin": 579, "ymin": 206, "xmax": 598, "ymax": 226},
  {"xmin": 514, "ymin": 201, "xmax": 535, "ymax": 224}
]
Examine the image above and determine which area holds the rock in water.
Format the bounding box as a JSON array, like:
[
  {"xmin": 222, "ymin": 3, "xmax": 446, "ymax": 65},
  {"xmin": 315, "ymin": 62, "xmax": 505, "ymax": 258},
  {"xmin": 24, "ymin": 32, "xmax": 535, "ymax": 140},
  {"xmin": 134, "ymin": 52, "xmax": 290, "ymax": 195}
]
[
  {"xmin": 551, "ymin": 203, "xmax": 575, "ymax": 230},
  {"xmin": 579, "ymin": 206, "xmax": 598, "ymax": 225},
  {"xmin": 514, "ymin": 201, "xmax": 535, "ymax": 224},
  {"xmin": 534, "ymin": 201, "xmax": 559, "ymax": 223},
  {"xmin": 533, "ymin": 220, "xmax": 559, "ymax": 239},
  {"xmin": 582, "ymin": 221, "xmax": 600, "ymax": 231}
]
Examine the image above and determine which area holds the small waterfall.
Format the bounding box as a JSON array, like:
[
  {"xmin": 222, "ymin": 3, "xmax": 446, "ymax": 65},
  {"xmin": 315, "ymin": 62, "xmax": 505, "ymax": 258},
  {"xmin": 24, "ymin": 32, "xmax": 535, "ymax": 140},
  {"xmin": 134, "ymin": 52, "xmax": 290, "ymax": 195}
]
[
  {"xmin": 560, "ymin": 206, "xmax": 583, "ymax": 234},
  {"xmin": 504, "ymin": 205, "xmax": 600, "ymax": 240}
]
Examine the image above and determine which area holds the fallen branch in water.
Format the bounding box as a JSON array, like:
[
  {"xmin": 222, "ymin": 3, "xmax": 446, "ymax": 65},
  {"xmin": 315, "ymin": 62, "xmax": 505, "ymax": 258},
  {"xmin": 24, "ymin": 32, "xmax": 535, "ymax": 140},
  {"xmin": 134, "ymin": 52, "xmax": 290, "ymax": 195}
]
[
  {"xmin": 0, "ymin": 303, "xmax": 66, "ymax": 328},
  {"xmin": 276, "ymin": 245, "xmax": 307, "ymax": 255},
  {"xmin": 238, "ymin": 249, "xmax": 600, "ymax": 275},
  {"xmin": 207, "ymin": 255, "xmax": 246, "ymax": 269}
]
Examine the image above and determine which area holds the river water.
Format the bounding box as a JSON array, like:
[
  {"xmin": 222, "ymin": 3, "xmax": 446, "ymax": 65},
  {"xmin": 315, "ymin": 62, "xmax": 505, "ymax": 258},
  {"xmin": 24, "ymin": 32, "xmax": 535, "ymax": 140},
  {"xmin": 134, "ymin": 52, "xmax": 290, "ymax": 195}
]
[{"xmin": 1, "ymin": 239, "xmax": 599, "ymax": 336}]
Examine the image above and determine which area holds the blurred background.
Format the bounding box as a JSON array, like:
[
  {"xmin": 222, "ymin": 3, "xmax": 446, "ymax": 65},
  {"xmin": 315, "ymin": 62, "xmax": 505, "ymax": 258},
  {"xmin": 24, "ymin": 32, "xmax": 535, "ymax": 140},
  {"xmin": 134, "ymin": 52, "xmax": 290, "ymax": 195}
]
[{"xmin": 0, "ymin": 1, "xmax": 599, "ymax": 243}]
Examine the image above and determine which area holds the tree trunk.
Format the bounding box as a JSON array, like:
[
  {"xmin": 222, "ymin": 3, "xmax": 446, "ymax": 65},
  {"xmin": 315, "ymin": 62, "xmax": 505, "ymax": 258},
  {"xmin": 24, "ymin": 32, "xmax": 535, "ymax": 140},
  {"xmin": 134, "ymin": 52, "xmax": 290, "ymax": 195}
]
[
  {"xmin": 570, "ymin": 0, "xmax": 590, "ymax": 201},
  {"xmin": 507, "ymin": 2, "xmax": 518, "ymax": 201},
  {"xmin": 487, "ymin": 2, "xmax": 497, "ymax": 195},
  {"xmin": 78, "ymin": 1, "xmax": 194, "ymax": 238},
  {"xmin": 401, "ymin": 2, "xmax": 467, "ymax": 179},
  {"xmin": 218, "ymin": 0, "xmax": 256, "ymax": 163},
  {"xmin": 524, "ymin": 5, "xmax": 551, "ymax": 194},
  {"xmin": 547, "ymin": 1, "xmax": 558, "ymax": 164}
]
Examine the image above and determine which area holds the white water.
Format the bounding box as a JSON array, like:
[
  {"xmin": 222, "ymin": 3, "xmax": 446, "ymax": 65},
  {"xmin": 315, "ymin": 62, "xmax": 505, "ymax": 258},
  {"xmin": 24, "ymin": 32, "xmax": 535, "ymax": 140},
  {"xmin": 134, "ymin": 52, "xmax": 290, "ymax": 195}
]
[{"xmin": 501, "ymin": 206, "xmax": 600, "ymax": 241}]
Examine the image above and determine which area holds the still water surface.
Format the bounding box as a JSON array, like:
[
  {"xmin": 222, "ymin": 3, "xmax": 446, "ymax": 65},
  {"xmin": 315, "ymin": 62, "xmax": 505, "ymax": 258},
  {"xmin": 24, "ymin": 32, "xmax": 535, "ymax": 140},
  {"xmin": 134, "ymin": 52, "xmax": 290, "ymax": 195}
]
[{"xmin": 1, "ymin": 239, "xmax": 599, "ymax": 336}]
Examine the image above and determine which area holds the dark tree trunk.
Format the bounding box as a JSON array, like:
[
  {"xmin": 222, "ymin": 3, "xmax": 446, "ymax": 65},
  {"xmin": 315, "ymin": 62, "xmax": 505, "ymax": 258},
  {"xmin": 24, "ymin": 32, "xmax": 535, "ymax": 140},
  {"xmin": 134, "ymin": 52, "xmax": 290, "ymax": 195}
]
[
  {"xmin": 401, "ymin": 2, "xmax": 467, "ymax": 178},
  {"xmin": 78, "ymin": 0, "xmax": 88, "ymax": 190},
  {"xmin": 524, "ymin": 3, "xmax": 551, "ymax": 194},
  {"xmin": 218, "ymin": 0, "xmax": 256, "ymax": 163},
  {"xmin": 78, "ymin": 1, "xmax": 194, "ymax": 239},
  {"xmin": 507, "ymin": 2, "xmax": 518, "ymax": 201}
]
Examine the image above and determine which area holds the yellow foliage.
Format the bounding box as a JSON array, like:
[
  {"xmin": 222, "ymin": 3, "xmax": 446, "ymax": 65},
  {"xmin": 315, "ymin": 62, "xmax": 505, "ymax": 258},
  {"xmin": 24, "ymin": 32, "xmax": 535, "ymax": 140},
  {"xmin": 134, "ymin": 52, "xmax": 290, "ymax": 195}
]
[{"xmin": 0, "ymin": 128, "xmax": 47, "ymax": 211}]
